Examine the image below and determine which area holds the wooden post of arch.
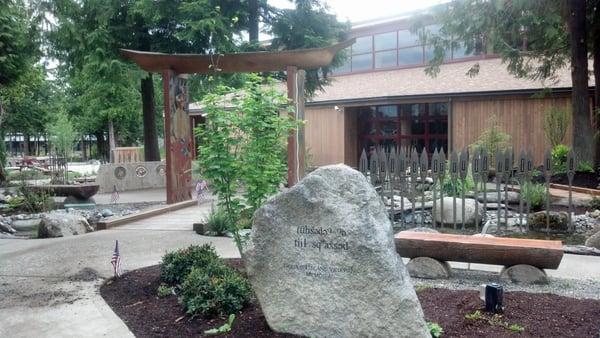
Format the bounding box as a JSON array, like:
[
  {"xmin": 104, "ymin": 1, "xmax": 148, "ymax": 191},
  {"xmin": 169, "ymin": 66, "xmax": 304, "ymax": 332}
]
[{"xmin": 287, "ymin": 66, "xmax": 306, "ymax": 187}]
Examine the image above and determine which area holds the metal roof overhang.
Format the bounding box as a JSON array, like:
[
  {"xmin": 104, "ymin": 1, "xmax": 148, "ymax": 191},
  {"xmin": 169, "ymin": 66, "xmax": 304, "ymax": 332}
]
[{"xmin": 120, "ymin": 39, "xmax": 354, "ymax": 74}]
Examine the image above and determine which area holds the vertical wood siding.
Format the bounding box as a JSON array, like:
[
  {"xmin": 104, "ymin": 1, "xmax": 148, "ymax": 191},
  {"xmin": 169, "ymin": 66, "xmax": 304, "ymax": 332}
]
[
  {"xmin": 305, "ymin": 106, "xmax": 346, "ymax": 166},
  {"xmin": 451, "ymin": 94, "xmax": 573, "ymax": 163}
]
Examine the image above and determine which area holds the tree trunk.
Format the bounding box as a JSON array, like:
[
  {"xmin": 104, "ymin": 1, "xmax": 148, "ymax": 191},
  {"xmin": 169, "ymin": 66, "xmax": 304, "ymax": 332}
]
[
  {"xmin": 81, "ymin": 135, "xmax": 87, "ymax": 161},
  {"xmin": 95, "ymin": 131, "xmax": 107, "ymax": 163},
  {"xmin": 23, "ymin": 133, "xmax": 30, "ymax": 156},
  {"xmin": 108, "ymin": 120, "xmax": 116, "ymax": 163},
  {"xmin": 248, "ymin": 0, "xmax": 259, "ymax": 43},
  {"xmin": 142, "ymin": 73, "xmax": 160, "ymax": 161},
  {"xmin": 568, "ymin": 0, "xmax": 593, "ymax": 162},
  {"xmin": 593, "ymin": 3, "xmax": 600, "ymax": 168}
]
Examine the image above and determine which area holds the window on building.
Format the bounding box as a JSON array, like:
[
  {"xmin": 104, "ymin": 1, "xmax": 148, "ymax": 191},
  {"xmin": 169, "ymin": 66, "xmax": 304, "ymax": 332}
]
[{"xmin": 357, "ymin": 102, "xmax": 449, "ymax": 156}]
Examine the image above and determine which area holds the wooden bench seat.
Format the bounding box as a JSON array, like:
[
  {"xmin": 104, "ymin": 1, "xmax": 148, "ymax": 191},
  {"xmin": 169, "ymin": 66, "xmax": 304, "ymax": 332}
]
[{"xmin": 395, "ymin": 231, "xmax": 563, "ymax": 269}]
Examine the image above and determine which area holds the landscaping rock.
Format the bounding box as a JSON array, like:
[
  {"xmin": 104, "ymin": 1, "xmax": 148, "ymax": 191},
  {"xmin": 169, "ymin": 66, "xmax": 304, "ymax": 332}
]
[
  {"xmin": 528, "ymin": 211, "xmax": 569, "ymax": 233},
  {"xmin": 100, "ymin": 209, "xmax": 114, "ymax": 217},
  {"xmin": 0, "ymin": 222, "xmax": 16, "ymax": 234},
  {"xmin": 477, "ymin": 191, "xmax": 520, "ymax": 203},
  {"xmin": 500, "ymin": 264, "xmax": 548, "ymax": 284},
  {"xmin": 585, "ymin": 231, "xmax": 600, "ymax": 250},
  {"xmin": 245, "ymin": 164, "xmax": 429, "ymax": 338},
  {"xmin": 11, "ymin": 218, "xmax": 42, "ymax": 231},
  {"xmin": 38, "ymin": 212, "xmax": 94, "ymax": 238},
  {"xmin": 432, "ymin": 197, "xmax": 484, "ymax": 227},
  {"xmin": 407, "ymin": 257, "xmax": 451, "ymax": 279}
]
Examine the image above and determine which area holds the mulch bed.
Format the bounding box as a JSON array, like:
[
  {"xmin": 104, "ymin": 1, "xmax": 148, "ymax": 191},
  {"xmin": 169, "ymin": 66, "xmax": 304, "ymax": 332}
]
[
  {"xmin": 551, "ymin": 172, "xmax": 599, "ymax": 189},
  {"xmin": 100, "ymin": 260, "xmax": 600, "ymax": 338}
]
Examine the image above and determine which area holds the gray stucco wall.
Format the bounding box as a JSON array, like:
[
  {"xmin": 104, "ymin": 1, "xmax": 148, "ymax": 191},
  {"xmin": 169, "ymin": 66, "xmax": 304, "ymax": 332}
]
[{"xmin": 96, "ymin": 161, "xmax": 166, "ymax": 193}]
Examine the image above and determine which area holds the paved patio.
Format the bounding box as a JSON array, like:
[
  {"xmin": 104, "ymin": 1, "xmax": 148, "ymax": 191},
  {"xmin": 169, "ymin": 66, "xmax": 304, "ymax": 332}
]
[{"xmin": 1, "ymin": 198, "xmax": 600, "ymax": 337}]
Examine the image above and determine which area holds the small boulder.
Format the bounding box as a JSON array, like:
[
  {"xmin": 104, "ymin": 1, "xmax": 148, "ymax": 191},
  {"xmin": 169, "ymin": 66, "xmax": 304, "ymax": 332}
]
[
  {"xmin": 38, "ymin": 212, "xmax": 94, "ymax": 238},
  {"xmin": 500, "ymin": 264, "xmax": 548, "ymax": 284},
  {"xmin": 407, "ymin": 257, "xmax": 451, "ymax": 279},
  {"xmin": 477, "ymin": 191, "xmax": 520, "ymax": 204},
  {"xmin": 528, "ymin": 211, "xmax": 569, "ymax": 233},
  {"xmin": 585, "ymin": 231, "xmax": 600, "ymax": 250},
  {"xmin": 100, "ymin": 209, "xmax": 114, "ymax": 217},
  {"xmin": 0, "ymin": 222, "xmax": 16, "ymax": 234},
  {"xmin": 432, "ymin": 197, "xmax": 484, "ymax": 227}
]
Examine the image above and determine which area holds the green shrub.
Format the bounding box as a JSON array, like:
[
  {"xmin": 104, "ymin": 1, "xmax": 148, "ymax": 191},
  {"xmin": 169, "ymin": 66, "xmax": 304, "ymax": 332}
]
[
  {"xmin": 437, "ymin": 160, "xmax": 475, "ymax": 197},
  {"xmin": 427, "ymin": 321, "xmax": 444, "ymax": 337},
  {"xmin": 551, "ymin": 144, "xmax": 570, "ymax": 174},
  {"xmin": 470, "ymin": 116, "xmax": 511, "ymax": 169},
  {"xmin": 6, "ymin": 185, "xmax": 54, "ymax": 213},
  {"xmin": 588, "ymin": 196, "xmax": 600, "ymax": 210},
  {"xmin": 160, "ymin": 244, "xmax": 219, "ymax": 285},
  {"xmin": 577, "ymin": 160, "xmax": 594, "ymax": 173},
  {"xmin": 206, "ymin": 206, "xmax": 232, "ymax": 236},
  {"xmin": 157, "ymin": 284, "xmax": 173, "ymax": 298},
  {"xmin": 180, "ymin": 262, "xmax": 251, "ymax": 317},
  {"xmin": 521, "ymin": 182, "xmax": 547, "ymax": 211},
  {"xmin": 542, "ymin": 106, "xmax": 570, "ymax": 147}
]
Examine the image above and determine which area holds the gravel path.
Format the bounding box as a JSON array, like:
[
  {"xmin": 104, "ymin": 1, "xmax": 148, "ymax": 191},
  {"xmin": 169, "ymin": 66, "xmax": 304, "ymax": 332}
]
[{"xmin": 413, "ymin": 268, "xmax": 600, "ymax": 300}]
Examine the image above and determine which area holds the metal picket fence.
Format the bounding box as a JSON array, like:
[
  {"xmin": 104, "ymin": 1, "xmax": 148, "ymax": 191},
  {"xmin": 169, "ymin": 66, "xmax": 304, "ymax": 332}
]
[{"xmin": 358, "ymin": 146, "xmax": 578, "ymax": 235}]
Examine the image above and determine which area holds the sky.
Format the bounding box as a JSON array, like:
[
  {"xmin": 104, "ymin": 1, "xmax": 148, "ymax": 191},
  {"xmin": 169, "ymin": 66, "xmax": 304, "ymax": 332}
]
[{"xmin": 268, "ymin": 0, "xmax": 448, "ymax": 23}]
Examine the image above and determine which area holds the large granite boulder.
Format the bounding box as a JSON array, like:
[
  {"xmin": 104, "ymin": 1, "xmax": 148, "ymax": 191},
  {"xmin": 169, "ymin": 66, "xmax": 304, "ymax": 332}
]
[
  {"xmin": 432, "ymin": 197, "xmax": 484, "ymax": 227},
  {"xmin": 244, "ymin": 164, "xmax": 429, "ymax": 338},
  {"xmin": 477, "ymin": 191, "xmax": 520, "ymax": 203},
  {"xmin": 38, "ymin": 212, "xmax": 94, "ymax": 238}
]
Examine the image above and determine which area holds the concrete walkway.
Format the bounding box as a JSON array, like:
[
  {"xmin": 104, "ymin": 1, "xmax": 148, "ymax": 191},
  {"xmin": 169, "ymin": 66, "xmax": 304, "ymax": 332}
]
[
  {"xmin": 0, "ymin": 202, "xmax": 238, "ymax": 338},
  {"xmin": 1, "ymin": 198, "xmax": 600, "ymax": 337}
]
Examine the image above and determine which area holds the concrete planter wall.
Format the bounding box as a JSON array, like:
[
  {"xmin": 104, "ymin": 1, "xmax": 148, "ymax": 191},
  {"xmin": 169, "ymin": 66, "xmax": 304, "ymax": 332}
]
[{"xmin": 96, "ymin": 161, "xmax": 167, "ymax": 193}]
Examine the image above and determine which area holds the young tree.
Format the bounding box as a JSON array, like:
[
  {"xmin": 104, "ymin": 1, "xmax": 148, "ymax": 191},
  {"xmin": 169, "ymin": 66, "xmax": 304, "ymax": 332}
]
[
  {"xmin": 416, "ymin": 0, "xmax": 596, "ymax": 162},
  {"xmin": 46, "ymin": 111, "xmax": 78, "ymax": 183}
]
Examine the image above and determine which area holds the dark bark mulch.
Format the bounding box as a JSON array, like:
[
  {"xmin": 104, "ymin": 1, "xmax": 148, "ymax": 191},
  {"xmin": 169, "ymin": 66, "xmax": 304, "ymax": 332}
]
[
  {"xmin": 550, "ymin": 172, "xmax": 599, "ymax": 190},
  {"xmin": 100, "ymin": 260, "xmax": 600, "ymax": 338}
]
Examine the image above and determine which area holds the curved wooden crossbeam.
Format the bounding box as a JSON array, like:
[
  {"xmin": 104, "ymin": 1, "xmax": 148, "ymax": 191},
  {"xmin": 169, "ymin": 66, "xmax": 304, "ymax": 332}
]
[{"xmin": 120, "ymin": 39, "xmax": 354, "ymax": 74}]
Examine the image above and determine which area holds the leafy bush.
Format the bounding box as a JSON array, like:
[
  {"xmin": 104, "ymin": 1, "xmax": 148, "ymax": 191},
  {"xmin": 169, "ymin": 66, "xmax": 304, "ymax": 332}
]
[
  {"xmin": 588, "ymin": 196, "xmax": 600, "ymax": 210},
  {"xmin": 6, "ymin": 185, "xmax": 54, "ymax": 213},
  {"xmin": 470, "ymin": 116, "xmax": 511, "ymax": 169},
  {"xmin": 427, "ymin": 321, "xmax": 444, "ymax": 337},
  {"xmin": 577, "ymin": 160, "xmax": 594, "ymax": 173},
  {"xmin": 542, "ymin": 106, "xmax": 570, "ymax": 147},
  {"xmin": 436, "ymin": 160, "xmax": 475, "ymax": 197},
  {"xmin": 206, "ymin": 206, "xmax": 232, "ymax": 236},
  {"xmin": 551, "ymin": 144, "xmax": 570, "ymax": 174},
  {"xmin": 160, "ymin": 244, "xmax": 219, "ymax": 285},
  {"xmin": 8, "ymin": 170, "xmax": 46, "ymax": 181},
  {"xmin": 180, "ymin": 262, "xmax": 251, "ymax": 317},
  {"xmin": 521, "ymin": 182, "xmax": 547, "ymax": 211},
  {"xmin": 157, "ymin": 284, "xmax": 173, "ymax": 298}
]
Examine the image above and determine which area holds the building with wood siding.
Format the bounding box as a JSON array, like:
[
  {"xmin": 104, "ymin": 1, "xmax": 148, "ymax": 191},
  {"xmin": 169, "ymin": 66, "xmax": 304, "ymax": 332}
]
[{"xmin": 304, "ymin": 15, "xmax": 596, "ymax": 168}]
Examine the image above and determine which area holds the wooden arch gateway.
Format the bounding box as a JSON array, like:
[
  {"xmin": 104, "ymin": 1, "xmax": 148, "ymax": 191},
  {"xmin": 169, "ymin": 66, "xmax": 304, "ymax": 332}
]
[{"xmin": 121, "ymin": 40, "xmax": 353, "ymax": 203}]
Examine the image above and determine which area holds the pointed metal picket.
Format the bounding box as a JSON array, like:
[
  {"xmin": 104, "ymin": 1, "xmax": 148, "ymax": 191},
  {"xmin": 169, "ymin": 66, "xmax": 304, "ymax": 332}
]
[
  {"xmin": 450, "ymin": 150, "xmax": 459, "ymax": 230},
  {"xmin": 481, "ymin": 148, "xmax": 489, "ymax": 224},
  {"xmin": 431, "ymin": 149, "xmax": 440, "ymax": 228},
  {"xmin": 388, "ymin": 147, "xmax": 397, "ymax": 223},
  {"xmin": 495, "ymin": 149, "xmax": 505, "ymax": 235},
  {"xmin": 419, "ymin": 150, "xmax": 429, "ymax": 227},
  {"xmin": 567, "ymin": 149, "xmax": 576, "ymax": 233},
  {"xmin": 369, "ymin": 149, "xmax": 378, "ymax": 186},
  {"xmin": 359, "ymin": 149, "xmax": 368, "ymax": 176},
  {"xmin": 397, "ymin": 147, "xmax": 407, "ymax": 228},
  {"xmin": 410, "ymin": 148, "xmax": 419, "ymax": 227},
  {"xmin": 458, "ymin": 148, "xmax": 469, "ymax": 230},
  {"xmin": 471, "ymin": 148, "xmax": 481, "ymax": 232},
  {"xmin": 517, "ymin": 149, "xmax": 527, "ymax": 232},
  {"xmin": 439, "ymin": 148, "xmax": 447, "ymax": 229},
  {"xmin": 543, "ymin": 149, "xmax": 552, "ymax": 234}
]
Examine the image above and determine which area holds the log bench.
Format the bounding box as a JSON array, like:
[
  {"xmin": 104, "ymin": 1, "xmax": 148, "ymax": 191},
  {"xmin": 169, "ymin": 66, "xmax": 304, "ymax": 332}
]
[{"xmin": 394, "ymin": 231, "xmax": 564, "ymax": 283}]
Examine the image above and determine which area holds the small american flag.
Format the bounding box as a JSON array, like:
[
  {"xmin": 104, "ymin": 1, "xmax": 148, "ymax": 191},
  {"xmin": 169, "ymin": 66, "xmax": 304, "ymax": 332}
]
[
  {"xmin": 110, "ymin": 185, "xmax": 120, "ymax": 204},
  {"xmin": 111, "ymin": 240, "xmax": 123, "ymax": 278}
]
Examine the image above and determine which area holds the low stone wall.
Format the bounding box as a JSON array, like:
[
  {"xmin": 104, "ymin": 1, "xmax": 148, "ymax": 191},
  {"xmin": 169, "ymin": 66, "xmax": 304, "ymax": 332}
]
[{"xmin": 96, "ymin": 161, "xmax": 166, "ymax": 193}]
